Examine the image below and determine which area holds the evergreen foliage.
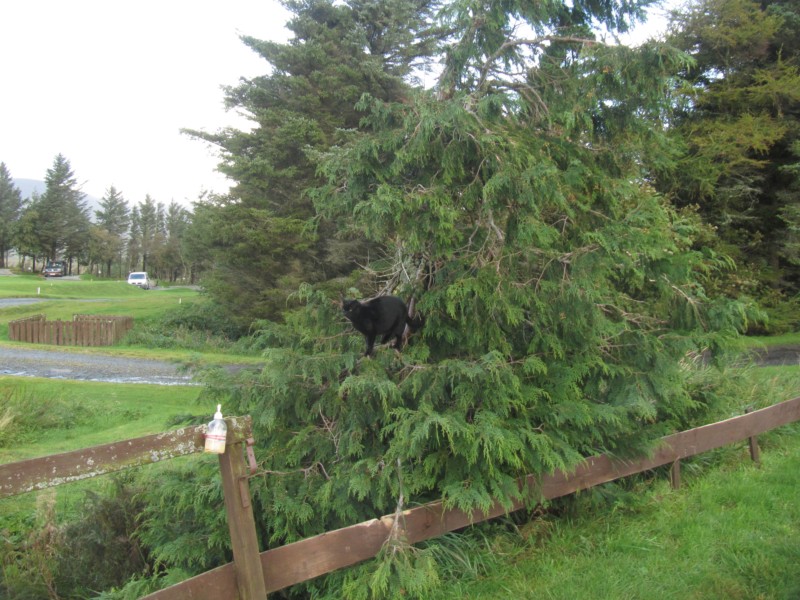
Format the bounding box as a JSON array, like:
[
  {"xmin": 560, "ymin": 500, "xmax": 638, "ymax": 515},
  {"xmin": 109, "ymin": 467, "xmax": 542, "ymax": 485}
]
[
  {"xmin": 662, "ymin": 0, "xmax": 800, "ymax": 299},
  {"xmin": 2, "ymin": 2, "xmax": 783, "ymax": 598},
  {"xmin": 92, "ymin": 186, "xmax": 131, "ymax": 278},
  {"xmin": 186, "ymin": 1, "xmax": 756, "ymax": 596},
  {"xmin": 0, "ymin": 163, "xmax": 22, "ymax": 268},
  {"xmin": 183, "ymin": 0, "xmax": 443, "ymax": 324},
  {"xmin": 133, "ymin": 195, "xmax": 165, "ymax": 273},
  {"xmin": 135, "ymin": 459, "xmax": 231, "ymax": 572},
  {"xmin": 54, "ymin": 477, "xmax": 149, "ymax": 595},
  {"xmin": 36, "ymin": 154, "xmax": 91, "ymax": 269}
]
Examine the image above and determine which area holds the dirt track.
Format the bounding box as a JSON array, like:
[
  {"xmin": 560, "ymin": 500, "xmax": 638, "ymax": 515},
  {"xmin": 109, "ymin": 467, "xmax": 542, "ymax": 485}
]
[
  {"xmin": 747, "ymin": 345, "xmax": 800, "ymax": 367},
  {"xmin": 0, "ymin": 345, "xmax": 195, "ymax": 385}
]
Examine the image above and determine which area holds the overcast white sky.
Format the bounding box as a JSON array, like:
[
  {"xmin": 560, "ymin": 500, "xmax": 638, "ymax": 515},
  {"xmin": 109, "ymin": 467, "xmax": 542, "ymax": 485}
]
[
  {"xmin": 0, "ymin": 1, "xmax": 673, "ymax": 209},
  {"xmin": 1, "ymin": 0, "xmax": 290, "ymax": 206}
]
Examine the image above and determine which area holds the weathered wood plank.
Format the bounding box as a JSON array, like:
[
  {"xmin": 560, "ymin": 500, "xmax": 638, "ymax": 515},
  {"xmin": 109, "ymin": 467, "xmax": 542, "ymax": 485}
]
[
  {"xmin": 257, "ymin": 396, "xmax": 800, "ymax": 593},
  {"xmin": 219, "ymin": 442, "xmax": 267, "ymax": 599},
  {"xmin": 7, "ymin": 314, "xmax": 133, "ymax": 347},
  {"xmin": 141, "ymin": 563, "xmax": 239, "ymax": 600},
  {"xmin": 0, "ymin": 416, "xmax": 253, "ymax": 498}
]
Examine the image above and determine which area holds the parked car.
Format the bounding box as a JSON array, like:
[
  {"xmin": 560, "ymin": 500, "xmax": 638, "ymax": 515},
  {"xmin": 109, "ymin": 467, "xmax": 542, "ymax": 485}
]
[
  {"xmin": 43, "ymin": 261, "xmax": 67, "ymax": 277},
  {"xmin": 127, "ymin": 272, "xmax": 156, "ymax": 289}
]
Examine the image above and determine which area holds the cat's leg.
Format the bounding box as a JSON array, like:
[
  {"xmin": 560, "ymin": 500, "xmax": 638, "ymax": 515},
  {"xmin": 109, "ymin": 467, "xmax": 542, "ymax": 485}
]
[{"xmin": 365, "ymin": 334, "xmax": 376, "ymax": 356}]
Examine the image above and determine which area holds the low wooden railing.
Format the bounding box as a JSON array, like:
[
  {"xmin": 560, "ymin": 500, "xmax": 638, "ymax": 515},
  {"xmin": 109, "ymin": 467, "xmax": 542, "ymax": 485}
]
[
  {"xmin": 8, "ymin": 314, "xmax": 133, "ymax": 346},
  {"xmin": 2, "ymin": 397, "xmax": 799, "ymax": 599}
]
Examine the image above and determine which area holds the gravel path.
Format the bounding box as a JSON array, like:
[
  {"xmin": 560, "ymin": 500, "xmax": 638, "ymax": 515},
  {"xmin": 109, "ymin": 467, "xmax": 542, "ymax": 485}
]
[
  {"xmin": 0, "ymin": 298, "xmax": 47, "ymax": 308},
  {"xmin": 0, "ymin": 295, "xmax": 200, "ymax": 385},
  {"xmin": 747, "ymin": 345, "xmax": 800, "ymax": 367},
  {"xmin": 0, "ymin": 346, "xmax": 195, "ymax": 385}
]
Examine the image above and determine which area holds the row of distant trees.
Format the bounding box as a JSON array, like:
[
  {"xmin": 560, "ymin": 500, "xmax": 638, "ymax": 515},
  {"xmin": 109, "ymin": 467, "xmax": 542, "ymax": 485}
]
[{"xmin": 0, "ymin": 155, "xmax": 202, "ymax": 282}]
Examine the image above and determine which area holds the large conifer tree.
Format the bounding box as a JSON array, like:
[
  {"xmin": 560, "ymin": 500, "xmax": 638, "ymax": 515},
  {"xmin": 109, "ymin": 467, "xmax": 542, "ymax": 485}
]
[
  {"xmin": 38, "ymin": 154, "xmax": 90, "ymax": 270},
  {"xmin": 185, "ymin": 0, "xmax": 443, "ymax": 325},
  {"xmin": 178, "ymin": 0, "xmax": 754, "ymax": 596},
  {"xmin": 94, "ymin": 185, "xmax": 130, "ymax": 277}
]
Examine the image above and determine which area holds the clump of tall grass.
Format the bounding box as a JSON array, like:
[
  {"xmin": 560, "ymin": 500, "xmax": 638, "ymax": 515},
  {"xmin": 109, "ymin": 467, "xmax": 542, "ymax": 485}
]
[{"xmin": 0, "ymin": 386, "xmax": 90, "ymax": 448}]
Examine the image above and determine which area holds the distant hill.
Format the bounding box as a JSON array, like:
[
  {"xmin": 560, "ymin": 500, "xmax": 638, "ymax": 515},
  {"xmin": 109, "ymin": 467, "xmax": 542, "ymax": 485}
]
[
  {"xmin": 13, "ymin": 178, "xmax": 45, "ymax": 199},
  {"xmin": 13, "ymin": 178, "xmax": 102, "ymax": 216}
]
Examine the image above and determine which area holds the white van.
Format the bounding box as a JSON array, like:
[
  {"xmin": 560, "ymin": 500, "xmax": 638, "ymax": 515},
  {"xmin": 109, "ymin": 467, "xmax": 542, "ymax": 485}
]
[{"xmin": 127, "ymin": 272, "xmax": 155, "ymax": 289}]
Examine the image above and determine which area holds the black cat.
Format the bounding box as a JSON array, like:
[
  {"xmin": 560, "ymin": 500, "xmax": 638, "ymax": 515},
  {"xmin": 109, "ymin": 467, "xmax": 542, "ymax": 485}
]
[{"xmin": 342, "ymin": 295, "xmax": 423, "ymax": 356}]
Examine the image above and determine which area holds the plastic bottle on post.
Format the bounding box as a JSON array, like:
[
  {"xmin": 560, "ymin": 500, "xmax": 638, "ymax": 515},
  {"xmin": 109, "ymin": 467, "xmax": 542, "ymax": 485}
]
[{"xmin": 204, "ymin": 404, "xmax": 227, "ymax": 454}]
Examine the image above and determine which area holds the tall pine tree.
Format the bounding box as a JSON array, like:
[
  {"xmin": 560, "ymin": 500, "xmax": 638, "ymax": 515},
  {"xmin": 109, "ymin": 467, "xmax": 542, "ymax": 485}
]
[
  {"xmin": 0, "ymin": 163, "xmax": 23, "ymax": 267},
  {"xmin": 663, "ymin": 0, "xmax": 800, "ymax": 300},
  {"xmin": 94, "ymin": 185, "xmax": 130, "ymax": 277},
  {"xmin": 184, "ymin": 0, "xmax": 443, "ymax": 325},
  {"xmin": 38, "ymin": 154, "xmax": 90, "ymax": 269}
]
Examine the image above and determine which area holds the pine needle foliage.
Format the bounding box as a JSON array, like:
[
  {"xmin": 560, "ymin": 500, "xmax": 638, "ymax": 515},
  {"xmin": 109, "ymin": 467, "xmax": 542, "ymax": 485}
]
[
  {"xmin": 135, "ymin": 459, "xmax": 230, "ymax": 573},
  {"xmin": 192, "ymin": 2, "xmax": 759, "ymax": 597}
]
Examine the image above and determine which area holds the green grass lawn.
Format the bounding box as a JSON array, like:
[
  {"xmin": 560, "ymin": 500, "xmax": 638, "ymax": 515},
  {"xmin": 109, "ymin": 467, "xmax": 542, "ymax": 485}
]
[
  {"xmin": 0, "ymin": 274, "xmax": 267, "ymax": 365},
  {"xmin": 0, "ymin": 376, "xmax": 210, "ymax": 533},
  {"xmin": 0, "ymin": 273, "xmax": 201, "ymax": 326},
  {"xmin": 746, "ymin": 331, "xmax": 800, "ymax": 348},
  {"xmin": 0, "ymin": 273, "xmax": 141, "ymax": 299},
  {"xmin": 430, "ymin": 430, "xmax": 800, "ymax": 599},
  {"xmin": 0, "ymin": 376, "xmax": 206, "ymax": 463}
]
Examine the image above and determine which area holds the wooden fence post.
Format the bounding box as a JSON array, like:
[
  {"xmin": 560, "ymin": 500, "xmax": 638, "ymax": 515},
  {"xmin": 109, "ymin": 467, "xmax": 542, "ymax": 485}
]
[
  {"xmin": 218, "ymin": 432, "xmax": 267, "ymax": 600},
  {"xmin": 670, "ymin": 459, "xmax": 681, "ymax": 490},
  {"xmin": 745, "ymin": 407, "xmax": 761, "ymax": 465}
]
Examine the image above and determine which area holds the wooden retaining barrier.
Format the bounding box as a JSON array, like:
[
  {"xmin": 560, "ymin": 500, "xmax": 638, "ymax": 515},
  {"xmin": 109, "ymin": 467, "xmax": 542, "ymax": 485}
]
[
  {"xmin": 8, "ymin": 314, "xmax": 133, "ymax": 346},
  {"xmin": 1, "ymin": 397, "xmax": 799, "ymax": 599}
]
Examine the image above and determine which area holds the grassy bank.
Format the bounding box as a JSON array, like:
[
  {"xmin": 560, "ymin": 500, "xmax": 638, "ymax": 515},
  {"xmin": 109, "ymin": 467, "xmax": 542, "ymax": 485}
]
[
  {"xmin": 0, "ymin": 376, "xmax": 209, "ymax": 536},
  {"xmin": 0, "ymin": 274, "xmax": 142, "ymax": 299},
  {"xmin": 0, "ymin": 274, "xmax": 201, "ymax": 332},
  {"xmin": 428, "ymin": 425, "xmax": 800, "ymax": 599},
  {"xmin": 746, "ymin": 331, "xmax": 800, "ymax": 348},
  {"xmin": 0, "ymin": 376, "xmax": 206, "ymax": 464}
]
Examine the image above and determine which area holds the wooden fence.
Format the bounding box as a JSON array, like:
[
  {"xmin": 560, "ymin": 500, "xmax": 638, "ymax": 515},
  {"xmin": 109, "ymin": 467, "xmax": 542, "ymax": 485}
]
[
  {"xmin": 1, "ymin": 397, "xmax": 799, "ymax": 599},
  {"xmin": 8, "ymin": 314, "xmax": 133, "ymax": 346}
]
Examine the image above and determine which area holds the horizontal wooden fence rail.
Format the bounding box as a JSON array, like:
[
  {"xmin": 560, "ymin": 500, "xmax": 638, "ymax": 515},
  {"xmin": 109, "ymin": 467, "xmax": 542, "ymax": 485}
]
[
  {"xmin": 141, "ymin": 396, "xmax": 800, "ymax": 599},
  {"xmin": 3, "ymin": 399, "xmax": 799, "ymax": 599},
  {"xmin": 8, "ymin": 314, "xmax": 133, "ymax": 346},
  {"xmin": 0, "ymin": 416, "xmax": 252, "ymax": 498},
  {"xmin": 0, "ymin": 416, "xmax": 265, "ymax": 599}
]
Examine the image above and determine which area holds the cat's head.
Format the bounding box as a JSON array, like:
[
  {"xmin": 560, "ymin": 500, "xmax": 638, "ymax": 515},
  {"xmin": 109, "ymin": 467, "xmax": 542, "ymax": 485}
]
[{"xmin": 342, "ymin": 299, "xmax": 362, "ymax": 320}]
